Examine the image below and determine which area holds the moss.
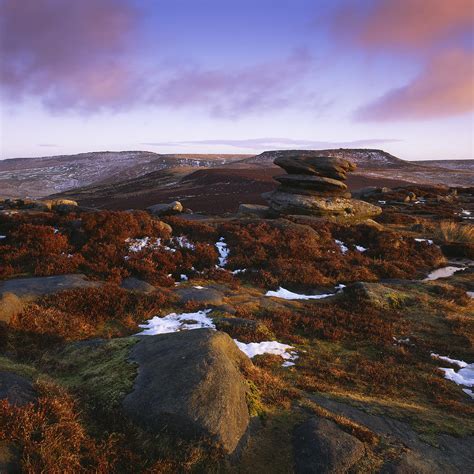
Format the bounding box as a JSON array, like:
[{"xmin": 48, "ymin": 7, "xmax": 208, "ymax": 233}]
[
  {"xmin": 245, "ymin": 379, "xmax": 265, "ymax": 417},
  {"xmin": 43, "ymin": 336, "xmax": 139, "ymax": 409},
  {"xmin": 0, "ymin": 355, "xmax": 39, "ymax": 379}
]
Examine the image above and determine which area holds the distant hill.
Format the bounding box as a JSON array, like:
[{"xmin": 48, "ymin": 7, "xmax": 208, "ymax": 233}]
[
  {"xmin": 0, "ymin": 151, "xmax": 249, "ymax": 198},
  {"xmin": 236, "ymin": 148, "xmax": 410, "ymax": 169}
]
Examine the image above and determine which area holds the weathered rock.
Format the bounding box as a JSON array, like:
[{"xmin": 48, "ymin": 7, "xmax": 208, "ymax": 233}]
[
  {"xmin": 293, "ymin": 417, "xmax": 365, "ymax": 474},
  {"xmin": 266, "ymin": 192, "xmax": 382, "ymax": 221},
  {"xmin": 147, "ymin": 201, "xmax": 183, "ymax": 216},
  {"xmin": 343, "ymin": 282, "xmax": 409, "ymax": 309},
  {"xmin": 175, "ymin": 287, "xmax": 224, "ymax": 306},
  {"xmin": 0, "ymin": 372, "xmax": 37, "ymax": 406},
  {"xmin": 238, "ymin": 204, "xmax": 270, "ymax": 217},
  {"xmin": 121, "ymin": 277, "xmax": 156, "ymax": 294},
  {"xmin": 274, "ymin": 174, "xmax": 348, "ymax": 192},
  {"xmin": 274, "ymin": 155, "xmax": 356, "ymax": 180},
  {"xmin": 381, "ymin": 451, "xmax": 444, "ymax": 474},
  {"xmin": 265, "ymin": 153, "xmax": 380, "ymax": 222},
  {"xmin": 122, "ymin": 329, "xmax": 252, "ymax": 453},
  {"xmin": 0, "ymin": 274, "xmax": 102, "ymax": 323}
]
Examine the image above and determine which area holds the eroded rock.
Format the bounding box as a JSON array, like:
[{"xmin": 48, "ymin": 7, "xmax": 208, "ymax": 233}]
[{"xmin": 122, "ymin": 329, "xmax": 252, "ymax": 453}]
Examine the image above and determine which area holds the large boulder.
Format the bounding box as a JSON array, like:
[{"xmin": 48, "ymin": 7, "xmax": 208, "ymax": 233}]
[
  {"xmin": 147, "ymin": 201, "xmax": 183, "ymax": 216},
  {"xmin": 293, "ymin": 417, "xmax": 365, "ymax": 474},
  {"xmin": 0, "ymin": 372, "xmax": 37, "ymax": 406},
  {"xmin": 266, "ymin": 192, "xmax": 382, "ymax": 222},
  {"xmin": 381, "ymin": 451, "xmax": 444, "ymax": 474},
  {"xmin": 122, "ymin": 329, "xmax": 252, "ymax": 453},
  {"xmin": 0, "ymin": 274, "xmax": 102, "ymax": 323}
]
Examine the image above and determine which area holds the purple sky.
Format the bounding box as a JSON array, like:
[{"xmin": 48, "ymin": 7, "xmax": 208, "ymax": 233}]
[{"xmin": 1, "ymin": 0, "xmax": 473, "ymax": 160}]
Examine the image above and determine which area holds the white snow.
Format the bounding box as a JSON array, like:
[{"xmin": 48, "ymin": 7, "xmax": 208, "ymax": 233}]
[
  {"xmin": 126, "ymin": 237, "xmax": 161, "ymax": 252},
  {"xmin": 415, "ymin": 238, "xmax": 434, "ymax": 245},
  {"xmin": 463, "ymin": 389, "xmax": 474, "ymax": 399},
  {"xmin": 355, "ymin": 245, "xmax": 367, "ymax": 252},
  {"xmin": 172, "ymin": 236, "xmax": 195, "ymax": 250},
  {"xmin": 461, "ymin": 209, "xmax": 471, "ymax": 216},
  {"xmin": 467, "ymin": 291, "xmax": 474, "ymax": 298},
  {"xmin": 234, "ymin": 340, "xmax": 298, "ymax": 366},
  {"xmin": 335, "ymin": 239, "xmax": 348, "ymax": 254},
  {"xmin": 193, "ymin": 285, "xmax": 205, "ymax": 289},
  {"xmin": 423, "ymin": 266, "xmax": 465, "ymax": 281},
  {"xmin": 137, "ymin": 309, "xmax": 215, "ymax": 335},
  {"xmin": 215, "ymin": 237, "xmax": 229, "ymax": 267},
  {"xmin": 0, "ymin": 235, "xmax": 6, "ymax": 240},
  {"xmin": 378, "ymin": 200, "xmax": 386, "ymax": 205},
  {"xmin": 431, "ymin": 353, "xmax": 474, "ymax": 393},
  {"xmin": 180, "ymin": 274, "xmax": 188, "ymax": 281},
  {"xmin": 231, "ymin": 268, "xmax": 247, "ymax": 275},
  {"xmin": 265, "ymin": 287, "xmax": 334, "ymax": 300}
]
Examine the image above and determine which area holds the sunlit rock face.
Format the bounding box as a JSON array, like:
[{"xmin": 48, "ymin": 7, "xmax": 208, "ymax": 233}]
[{"xmin": 264, "ymin": 152, "xmax": 382, "ymax": 222}]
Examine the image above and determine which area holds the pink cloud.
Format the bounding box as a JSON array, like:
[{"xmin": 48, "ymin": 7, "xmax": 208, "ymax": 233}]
[
  {"xmin": 335, "ymin": 0, "xmax": 474, "ymax": 51},
  {"xmin": 355, "ymin": 50, "xmax": 474, "ymax": 121},
  {"xmin": 148, "ymin": 50, "xmax": 318, "ymax": 118},
  {"xmin": 0, "ymin": 0, "xmax": 140, "ymax": 109}
]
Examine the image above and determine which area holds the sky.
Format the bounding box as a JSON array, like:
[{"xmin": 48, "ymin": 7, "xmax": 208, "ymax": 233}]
[{"xmin": 0, "ymin": 0, "xmax": 473, "ymax": 160}]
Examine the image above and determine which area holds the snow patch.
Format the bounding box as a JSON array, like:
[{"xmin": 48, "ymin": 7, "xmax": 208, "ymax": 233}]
[
  {"xmin": 215, "ymin": 237, "xmax": 229, "ymax": 267},
  {"xmin": 423, "ymin": 266, "xmax": 465, "ymax": 281},
  {"xmin": 467, "ymin": 291, "xmax": 474, "ymax": 298},
  {"xmin": 234, "ymin": 340, "xmax": 298, "ymax": 366},
  {"xmin": 431, "ymin": 353, "xmax": 474, "ymax": 394},
  {"xmin": 137, "ymin": 309, "xmax": 215, "ymax": 335},
  {"xmin": 126, "ymin": 237, "xmax": 161, "ymax": 253},
  {"xmin": 231, "ymin": 268, "xmax": 247, "ymax": 275},
  {"xmin": 335, "ymin": 239, "xmax": 348, "ymax": 254},
  {"xmin": 355, "ymin": 245, "xmax": 367, "ymax": 252},
  {"xmin": 265, "ymin": 287, "xmax": 335, "ymax": 300},
  {"xmin": 0, "ymin": 235, "xmax": 6, "ymax": 240},
  {"xmin": 415, "ymin": 238, "xmax": 434, "ymax": 245}
]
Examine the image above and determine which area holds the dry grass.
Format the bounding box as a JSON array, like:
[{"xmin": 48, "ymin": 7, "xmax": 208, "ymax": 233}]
[{"xmin": 433, "ymin": 221, "xmax": 474, "ymax": 243}]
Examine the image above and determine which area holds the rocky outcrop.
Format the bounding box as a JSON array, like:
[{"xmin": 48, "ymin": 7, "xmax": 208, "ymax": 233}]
[
  {"xmin": 264, "ymin": 152, "xmax": 382, "ymax": 222},
  {"xmin": 147, "ymin": 201, "xmax": 183, "ymax": 216},
  {"xmin": 0, "ymin": 274, "xmax": 102, "ymax": 323},
  {"xmin": 175, "ymin": 286, "xmax": 225, "ymax": 307},
  {"xmin": 122, "ymin": 329, "xmax": 252, "ymax": 453},
  {"xmin": 293, "ymin": 417, "xmax": 365, "ymax": 474}
]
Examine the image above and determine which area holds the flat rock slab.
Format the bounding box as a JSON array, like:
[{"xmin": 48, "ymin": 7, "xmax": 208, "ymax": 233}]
[
  {"xmin": 266, "ymin": 192, "xmax": 382, "ymax": 220},
  {"xmin": 293, "ymin": 417, "xmax": 365, "ymax": 474},
  {"xmin": 121, "ymin": 277, "xmax": 156, "ymax": 294},
  {"xmin": 275, "ymin": 174, "xmax": 348, "ymax": 192},
  {"xmin": 175, "ymin": 287, "xmax": 225, "ymax": 306},
  {"xmin": 0, "ymin": 274, "xmax": 103, "ymax": 323},
  {"xmin": 122, "ymin": 329, "xmax": 251, "ymax": 453},
  {"xmin": 0, "ymin": 371, "xmax": 37, "ymax": 406},
  {"xmin": 0, "ymin": 274, "xmax": 101, "ymax": 298},
  {"xmin": 274, "ymin": 155, "xmax": 356, "ymax": 180}
]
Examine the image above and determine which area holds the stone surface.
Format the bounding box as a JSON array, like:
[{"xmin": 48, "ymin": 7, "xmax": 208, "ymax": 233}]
[
  {"xmin": 381, "ymin": 451, "xmax": 444, "ymax": 474},
  {"xmin": 147, "ymin": 201, "xmax": 183, "ymax": 216},
  {"xmin": 121, "ymin": 277, "xmax": 156, "ymax": 294},
  {"xmin": 122, "ymin": 329, "xmax": 251, "ymax": 453},
  {"xmin": 266, "ymin": 192, "xmax": 382, "ymax": 221},
  {"xmin": 0, "ymin": 372, "xmax": 37, "ymax": 406},
  {"xmin": 274, "ymin": 174, "xmax": 348, "ymax": 192},
  {"xmin": 265, "ymin": 153, "xmax": 381, "ymax": 221},
  {"xmin": 0, "ymin": 274, "xmax": 103, "ymax": 323},
  {"xmin": 293, "ymin": 417, "xmax": 365, "ymax": 474},
  {"xmin": 274, "ymin": 155, "xmax": 356, "ymax": 180},
  {"xmin": 175, "ymin": 286, "xmax": 225, "ymax": 306},
  {"xmin": 238, "ymin": 203, "xmax": 270, "ymax": 217}
]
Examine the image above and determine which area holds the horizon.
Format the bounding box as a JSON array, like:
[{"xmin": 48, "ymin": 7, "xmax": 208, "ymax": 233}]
[{"xmin": 1, "ymin": 0, "xmax": 473, "ymax": 160}]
